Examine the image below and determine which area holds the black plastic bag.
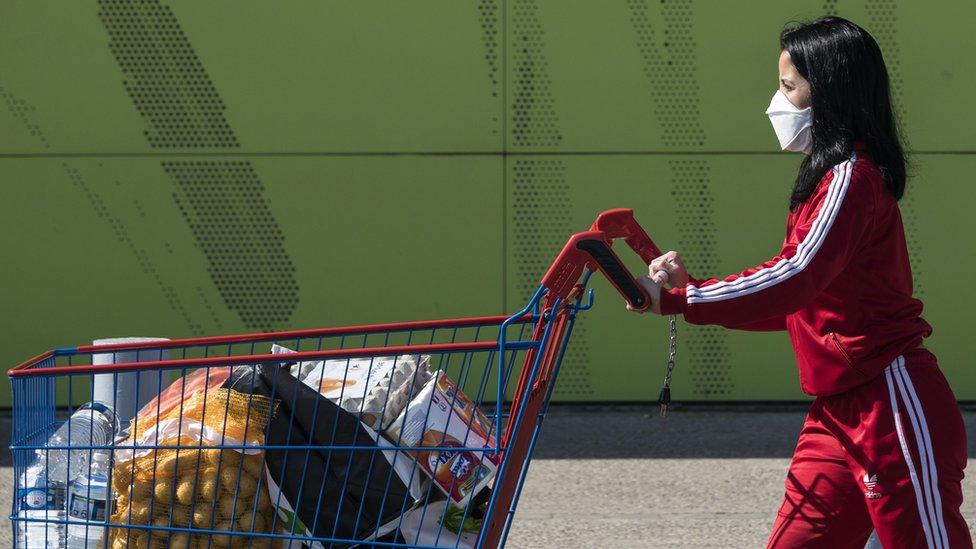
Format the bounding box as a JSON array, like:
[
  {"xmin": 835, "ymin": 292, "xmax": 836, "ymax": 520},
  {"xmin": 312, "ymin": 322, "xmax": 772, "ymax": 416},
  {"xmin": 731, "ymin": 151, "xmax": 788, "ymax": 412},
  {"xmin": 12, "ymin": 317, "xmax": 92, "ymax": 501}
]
[{"xmin": 225, "ymin": 363, "xmax": 414, "ymax": 547}]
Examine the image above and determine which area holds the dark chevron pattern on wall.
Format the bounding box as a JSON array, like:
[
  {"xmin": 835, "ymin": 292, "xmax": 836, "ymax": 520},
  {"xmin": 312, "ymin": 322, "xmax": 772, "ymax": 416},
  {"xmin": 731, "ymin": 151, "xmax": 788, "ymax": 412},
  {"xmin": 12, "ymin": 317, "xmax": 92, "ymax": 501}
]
[
  {"xmin": 477, "ymin": 0, "xmax": 502, "ymax": 137},
  {"xmin": 510, "ymin": 158, "xmax": 594, "ymax": 398},
  {"xmin": 822, "ymin": 2, "xmax": 921, "ymax": 297},
  {"xmin": 0, "ymin": 87, "xmax": 50, "ymax": 149},
  {"xmin": 510, "ymin": 0, "xmax": 562, "ymax": 148},
  {"xmin": 165, "ymin": 161, "xmax": 299, "ymax": 330},
  {"xmin": 627, "ymin": 0, "xmax": 706, "ymax": 149},
  {"xmin": 863, "ymin": 1, "xmax": 922, "ymax": 297},
  {"xmin": 0, "ymin": 80, "xmax": 216, "ymax": 334},
  {"xmin": 628, "ymin": 0, "xmax": 732, "ymax": 397},
  {"xmin": 97, "ymin": 0, "xmax": 299, "ymax": 330},
  {"xmin": 98, "ymin": 1, "xmax": 238, "ymax": 150},
  {"xmin": 669, "ymin": 160, "xmax": 733, "ymax": 397},
  {"xmin": 508, "ymin": 0, "xmax": 592, "ymax": 398},
  {"xmin": 62, "ymin": 162, "xmax": 204, "ymax": 334}
]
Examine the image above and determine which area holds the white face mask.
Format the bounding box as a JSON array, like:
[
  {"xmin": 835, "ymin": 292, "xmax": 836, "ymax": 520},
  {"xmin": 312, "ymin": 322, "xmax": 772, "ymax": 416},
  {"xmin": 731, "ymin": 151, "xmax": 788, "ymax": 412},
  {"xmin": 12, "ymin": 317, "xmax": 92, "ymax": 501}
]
[{"xmin": 765, "ymin": 90, "xmax": 813, "ymax": 155}]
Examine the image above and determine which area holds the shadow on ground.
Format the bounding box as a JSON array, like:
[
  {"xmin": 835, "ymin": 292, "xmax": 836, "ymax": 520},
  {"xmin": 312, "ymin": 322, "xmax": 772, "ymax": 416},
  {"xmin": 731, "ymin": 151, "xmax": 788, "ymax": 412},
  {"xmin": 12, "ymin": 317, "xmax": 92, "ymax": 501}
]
[{"xmin": 529, "ymin": 403, "xmax": 976, "ymax": 460}]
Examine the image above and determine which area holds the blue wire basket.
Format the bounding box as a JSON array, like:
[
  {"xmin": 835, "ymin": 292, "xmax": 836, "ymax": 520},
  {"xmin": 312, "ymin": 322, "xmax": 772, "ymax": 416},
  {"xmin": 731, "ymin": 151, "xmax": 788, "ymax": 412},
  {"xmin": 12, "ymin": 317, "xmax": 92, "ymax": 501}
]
[{"xmin": 9, "ymin": 209, "xmax": 661, "ymax": 548}]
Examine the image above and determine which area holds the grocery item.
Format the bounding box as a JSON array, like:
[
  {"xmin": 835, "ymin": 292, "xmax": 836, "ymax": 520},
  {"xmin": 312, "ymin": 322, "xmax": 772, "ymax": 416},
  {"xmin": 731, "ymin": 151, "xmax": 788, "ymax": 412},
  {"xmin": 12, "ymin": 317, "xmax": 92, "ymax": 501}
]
[
  {"xmin": 272, "ymin": 345, "xmax": 431, "ymax": 430},
  {"xmin": 16, "ymin": 462, "xmax": 63, "ymax": 548},
  {"xmin": 91, "ymin": 337, "xmax": 168, "ymax": 425},
  {"xmin": 225, "ymin": 363, "xmax": 419, "ymax": 547},
  {"xmin": 385, "ymin": 372, "xmax": 501, "ymax": 506},
  {"xmin": 66, "ymin": 450, "xmax": 112, "ymax": 548},
  {"xmin": 17, "ymin": 401, "xmax": 121, "ymax": 548},
  {"xmin": 397, "ymin": 500, "xmax": 479, "ymax": 549},
  {"xmin": 129, "ymin": 366, "xmax": 232, "ymax": 438},
  {"xmin": 365, "ymin": 355, "xmax": 433, "ymax": 430},
  {"xmin": 109, "ymin": 385, "xmax": 277, "ymax": 548},
  {"xmin": 43, "ymin": 401, "xmax": 120, "ymax": 485},
  {"xmin": 270, "ymin": 343, "xmax": 320, "ymax": 380},
  {"xmin": 442, "ymin": 501, "xmax": 486, "ymax": 535}
]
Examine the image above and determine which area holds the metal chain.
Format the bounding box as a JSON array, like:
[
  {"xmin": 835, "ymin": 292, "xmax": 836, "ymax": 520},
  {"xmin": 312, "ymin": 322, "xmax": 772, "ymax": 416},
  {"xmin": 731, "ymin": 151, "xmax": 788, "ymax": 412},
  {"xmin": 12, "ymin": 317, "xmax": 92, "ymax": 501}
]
[{"xmin": 658, "ymin": 313, "xmax": 678, "ymax": 417}]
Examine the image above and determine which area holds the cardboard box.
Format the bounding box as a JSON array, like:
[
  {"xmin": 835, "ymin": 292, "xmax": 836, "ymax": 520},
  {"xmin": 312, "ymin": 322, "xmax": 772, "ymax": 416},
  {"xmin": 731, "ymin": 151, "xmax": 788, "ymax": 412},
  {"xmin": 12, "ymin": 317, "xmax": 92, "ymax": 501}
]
[{"xmin": 386, "ymin": 371, "xmax": 501, "ymax": 506}]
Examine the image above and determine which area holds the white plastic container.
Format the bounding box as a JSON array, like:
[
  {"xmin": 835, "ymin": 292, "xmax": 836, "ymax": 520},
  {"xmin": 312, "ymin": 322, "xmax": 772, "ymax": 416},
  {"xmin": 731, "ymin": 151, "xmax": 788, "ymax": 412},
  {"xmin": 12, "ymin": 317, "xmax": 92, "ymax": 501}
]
[{"xmin": 65, "ymin": 450, "xmax": 111, "ymax": 549}]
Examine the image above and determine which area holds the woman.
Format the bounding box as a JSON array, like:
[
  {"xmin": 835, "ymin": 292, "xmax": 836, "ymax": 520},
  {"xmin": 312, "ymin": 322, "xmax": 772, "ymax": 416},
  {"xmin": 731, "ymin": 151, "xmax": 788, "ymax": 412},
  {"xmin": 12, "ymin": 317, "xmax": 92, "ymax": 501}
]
[{"xmin": 631, "ymin": 17, "xmax": 971, "ymax": 548}]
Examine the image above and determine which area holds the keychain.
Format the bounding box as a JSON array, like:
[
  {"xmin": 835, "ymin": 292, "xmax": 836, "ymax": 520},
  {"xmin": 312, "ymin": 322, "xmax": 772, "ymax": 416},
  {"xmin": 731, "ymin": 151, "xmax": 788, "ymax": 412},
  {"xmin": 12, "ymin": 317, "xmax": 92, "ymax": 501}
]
[
  {"xmin": 650, "ymin": 270, "xmax": 677, "ymax": 417},
  {"xmin": 658, "ymin": 314, "xmax": 678, "ymax": 416}
]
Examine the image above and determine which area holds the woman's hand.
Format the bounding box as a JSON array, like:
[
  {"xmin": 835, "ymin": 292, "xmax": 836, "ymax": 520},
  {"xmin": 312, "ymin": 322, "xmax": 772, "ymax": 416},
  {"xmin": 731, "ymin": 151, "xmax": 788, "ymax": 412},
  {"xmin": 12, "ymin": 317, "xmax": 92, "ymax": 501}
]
[
  {"xmin": 649, "ymin": 251, "xmax": 690, "ymax": 289},
  {"xmin": 626, "ymin": 265, "xmax": 666, "ymax": 315}
]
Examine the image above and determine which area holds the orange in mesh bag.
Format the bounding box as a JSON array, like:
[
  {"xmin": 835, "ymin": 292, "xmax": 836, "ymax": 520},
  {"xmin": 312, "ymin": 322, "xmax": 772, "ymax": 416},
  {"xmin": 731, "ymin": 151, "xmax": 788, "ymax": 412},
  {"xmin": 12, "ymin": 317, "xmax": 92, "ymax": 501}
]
[{"xmin": 110, "ymin": 387, "xmax": 280, "ymax": 548}]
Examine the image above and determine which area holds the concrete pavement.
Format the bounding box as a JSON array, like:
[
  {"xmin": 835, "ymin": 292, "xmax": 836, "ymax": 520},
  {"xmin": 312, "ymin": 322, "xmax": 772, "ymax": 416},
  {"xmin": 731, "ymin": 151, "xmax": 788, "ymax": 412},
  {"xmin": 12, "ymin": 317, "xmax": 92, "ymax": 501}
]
[{"xmin": 505, "ymin": 405, "xmax": 975, "ymax": 548}]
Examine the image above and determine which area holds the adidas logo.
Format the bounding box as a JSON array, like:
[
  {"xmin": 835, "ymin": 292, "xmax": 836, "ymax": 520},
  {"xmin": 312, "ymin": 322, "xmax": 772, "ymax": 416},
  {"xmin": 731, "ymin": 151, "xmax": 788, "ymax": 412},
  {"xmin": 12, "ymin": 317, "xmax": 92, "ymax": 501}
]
[
  {"xmin": 863, "ymin": 473, "xmax": 878, "ymax": 489},
  {"xmin": 863, "ymin": 473, "xmax": 881, "ymax": 498}
]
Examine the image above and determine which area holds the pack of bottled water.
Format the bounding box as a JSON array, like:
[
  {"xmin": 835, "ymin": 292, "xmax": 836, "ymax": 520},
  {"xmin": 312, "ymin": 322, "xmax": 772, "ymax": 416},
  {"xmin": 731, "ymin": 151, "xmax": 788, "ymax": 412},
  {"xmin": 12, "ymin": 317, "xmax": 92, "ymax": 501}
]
[
  {"xmin": 16, "ymin": 461, "xmax": 64, "ymax": 548},
  {"xmin": 16, "ymin": 401, "xmax": 119, "ymax": 549}
]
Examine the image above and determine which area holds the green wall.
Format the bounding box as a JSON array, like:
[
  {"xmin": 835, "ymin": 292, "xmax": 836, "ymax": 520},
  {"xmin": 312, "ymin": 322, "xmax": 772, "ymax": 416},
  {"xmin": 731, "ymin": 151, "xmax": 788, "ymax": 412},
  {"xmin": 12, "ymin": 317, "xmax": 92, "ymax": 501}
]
[{"xmin": 1, "ymin": 1, "xmax": 973, "ymax": 403}]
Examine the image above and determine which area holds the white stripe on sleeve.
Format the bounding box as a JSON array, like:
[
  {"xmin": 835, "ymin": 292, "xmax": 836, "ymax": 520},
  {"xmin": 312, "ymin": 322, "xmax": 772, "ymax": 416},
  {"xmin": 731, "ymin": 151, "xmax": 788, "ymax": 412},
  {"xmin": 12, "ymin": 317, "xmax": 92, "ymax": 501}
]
[{"xmin": 687, "ymin": 151, "xmax": 856, "ymax": 303}]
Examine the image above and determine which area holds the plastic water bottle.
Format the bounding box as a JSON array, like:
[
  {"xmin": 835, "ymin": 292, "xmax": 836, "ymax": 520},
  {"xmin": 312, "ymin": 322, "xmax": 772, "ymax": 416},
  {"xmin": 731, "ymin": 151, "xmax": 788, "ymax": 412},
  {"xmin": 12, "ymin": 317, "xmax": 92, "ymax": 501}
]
[
  {"xmin": 15, "ymin": 462, "xmax": 64, "ymax": 548},
  {"xmin": 41, "ymin": 402, "xmax": 120, "ymax": 485},
  {"xmin": 65, "ymin": 450, "xmax": 112, "ymax": 549}
]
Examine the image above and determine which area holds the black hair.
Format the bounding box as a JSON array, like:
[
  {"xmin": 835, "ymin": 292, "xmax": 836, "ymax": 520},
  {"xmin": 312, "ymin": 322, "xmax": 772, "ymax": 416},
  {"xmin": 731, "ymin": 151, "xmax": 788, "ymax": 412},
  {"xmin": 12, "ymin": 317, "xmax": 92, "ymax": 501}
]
[{"xmin": 779, "ymin": 16, "xmax": 908, "ymax": 211}]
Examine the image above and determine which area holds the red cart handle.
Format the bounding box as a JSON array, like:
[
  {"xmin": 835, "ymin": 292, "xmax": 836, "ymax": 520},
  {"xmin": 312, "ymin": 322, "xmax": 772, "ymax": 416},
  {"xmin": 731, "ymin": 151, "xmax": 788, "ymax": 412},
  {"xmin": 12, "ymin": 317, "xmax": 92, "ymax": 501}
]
[
  {"xmin": 540, "ymin": 209, "xmax": 664, "ymax": 313},
  {"xmin": 590, "ymin": 208, "xmax": 664, "ymax": 264}
]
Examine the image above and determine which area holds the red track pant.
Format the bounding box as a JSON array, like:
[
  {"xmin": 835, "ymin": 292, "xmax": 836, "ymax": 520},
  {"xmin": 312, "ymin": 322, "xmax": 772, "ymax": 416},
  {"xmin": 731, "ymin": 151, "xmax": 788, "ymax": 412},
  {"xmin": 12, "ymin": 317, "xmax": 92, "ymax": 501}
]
[{"xmin": 768, "ymin": 353, "xmax": 972, "ymax": 548}]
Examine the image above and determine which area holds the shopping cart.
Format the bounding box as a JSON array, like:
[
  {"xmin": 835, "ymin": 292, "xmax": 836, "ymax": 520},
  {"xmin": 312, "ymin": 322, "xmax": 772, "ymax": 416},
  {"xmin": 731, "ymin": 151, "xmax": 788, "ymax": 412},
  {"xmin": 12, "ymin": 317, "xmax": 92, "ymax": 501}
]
[{"xmin": 9, "ymin": 209, "xmax": 664, "ymax": 548}]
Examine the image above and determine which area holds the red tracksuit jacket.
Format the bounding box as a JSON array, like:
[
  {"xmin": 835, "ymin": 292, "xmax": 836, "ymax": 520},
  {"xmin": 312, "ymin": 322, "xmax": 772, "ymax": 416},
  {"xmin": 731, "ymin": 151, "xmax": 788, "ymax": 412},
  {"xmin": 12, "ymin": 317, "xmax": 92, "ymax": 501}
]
[{"xmin": 658, "ymin": 140, "xmax": 933, "ymax": 396}]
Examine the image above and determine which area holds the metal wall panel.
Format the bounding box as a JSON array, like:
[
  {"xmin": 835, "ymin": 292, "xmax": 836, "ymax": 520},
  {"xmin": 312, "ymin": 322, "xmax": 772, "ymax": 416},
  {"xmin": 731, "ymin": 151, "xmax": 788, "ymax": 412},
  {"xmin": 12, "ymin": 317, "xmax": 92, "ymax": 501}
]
[
  {"xmin": 0, "ymin": 157, "xmax": 504, "ymax": 404},
  {"xmin": 1, "ymin": 1, "xmax": 972, "ymax": 403},
  {"xmin": 0, "ymin": 1, "xmax": 502, "ymax": 153}
]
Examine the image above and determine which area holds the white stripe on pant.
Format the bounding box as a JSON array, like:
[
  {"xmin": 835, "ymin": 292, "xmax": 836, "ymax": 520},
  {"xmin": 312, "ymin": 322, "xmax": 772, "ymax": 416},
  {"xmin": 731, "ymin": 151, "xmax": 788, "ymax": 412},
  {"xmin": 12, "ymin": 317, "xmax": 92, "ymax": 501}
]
[
  {"xmin": 892, "ymin": 357, "xmax": 950, "ymax": 547},
  {"xmin": 884, "ymin": 356, "xmax": 951, "ymax": 548}
]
